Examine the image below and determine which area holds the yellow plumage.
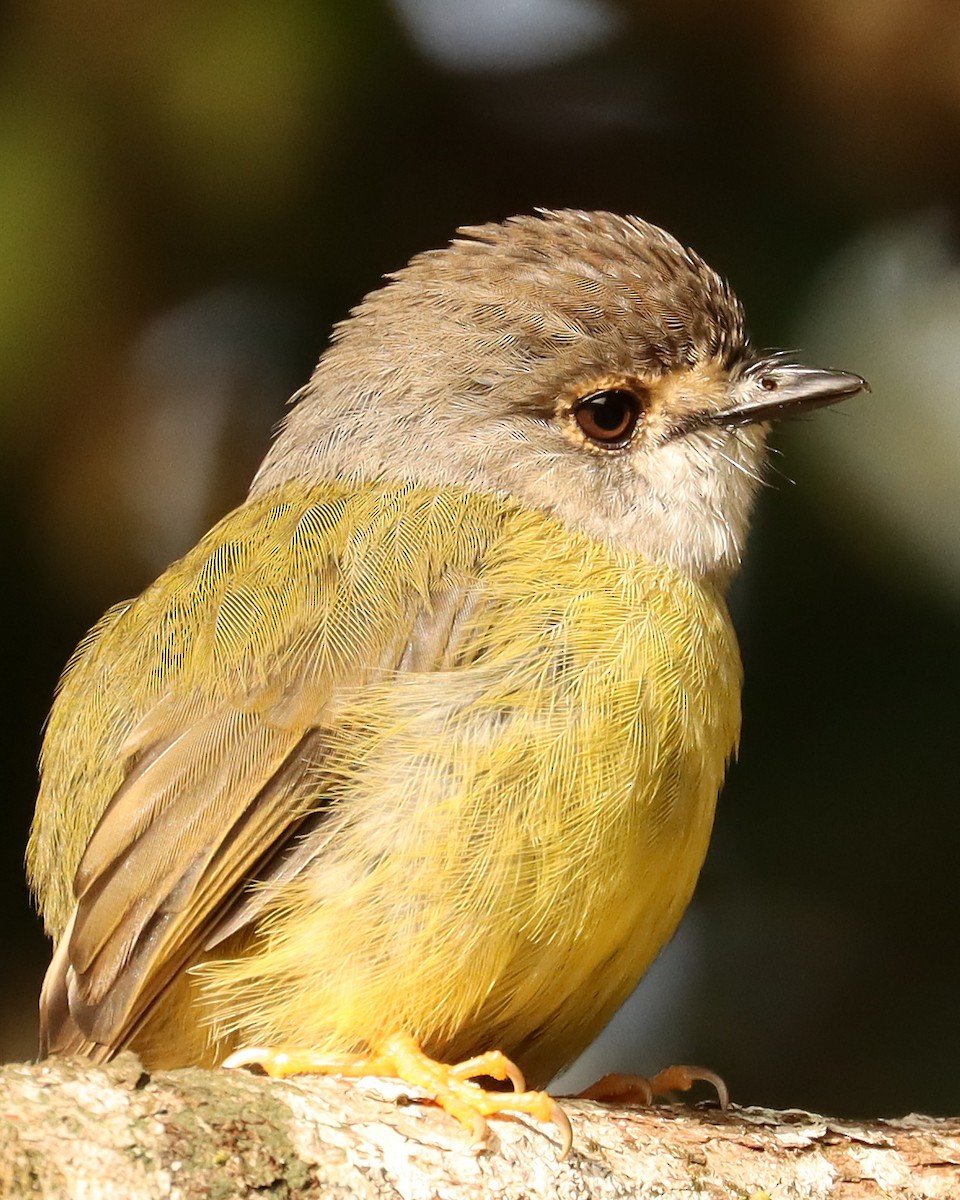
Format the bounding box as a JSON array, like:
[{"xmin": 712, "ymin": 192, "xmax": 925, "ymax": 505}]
[
  {"xmin": 29, "ymin": 480, "xmax": 740, "ymax": 1086},
  {"xmin": 28, "ymin": 211, "xmax": 867, "ymax": 1149}
]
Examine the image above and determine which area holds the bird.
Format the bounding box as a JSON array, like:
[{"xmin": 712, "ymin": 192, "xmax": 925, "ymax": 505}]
[{"xmin": 27, "ymin": 210, "xmax": 867, "ymax": 1152}]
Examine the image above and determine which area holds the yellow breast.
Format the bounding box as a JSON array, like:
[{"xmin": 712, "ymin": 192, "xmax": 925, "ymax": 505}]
[{"xmin": 188, "ymin": 485, "xmax": 742, "ymax": 1083}]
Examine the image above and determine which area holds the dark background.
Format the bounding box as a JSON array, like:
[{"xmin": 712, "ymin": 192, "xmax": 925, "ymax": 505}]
[{"xmin": 3, "ymin": 0, "xmax": 958, "ymax": 1119}]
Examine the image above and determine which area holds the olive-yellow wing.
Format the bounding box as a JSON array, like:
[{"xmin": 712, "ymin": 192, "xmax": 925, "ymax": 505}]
[{"xmin": 30, "ymin": 482, "xmax": 499, "ymax": 1060}]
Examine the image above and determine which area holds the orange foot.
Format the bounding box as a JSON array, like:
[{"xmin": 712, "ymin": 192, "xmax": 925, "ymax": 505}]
[
  {"xmin": 223, "ymin": 1032, "xmax": 572, "ymax": 1154},
  {"xmin": 575, "ymin": 1064, "xmax": 729, "ymax": 1109}
]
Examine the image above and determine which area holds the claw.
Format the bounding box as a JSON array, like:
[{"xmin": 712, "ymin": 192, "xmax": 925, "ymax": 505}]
[
  {"xmin": 222, "ymin": 1033, "xmax": 572, "ymax": 1154},
  {"xmin": 576, "ymin": 1063, "xmax": 728, "ymax": 1110}
]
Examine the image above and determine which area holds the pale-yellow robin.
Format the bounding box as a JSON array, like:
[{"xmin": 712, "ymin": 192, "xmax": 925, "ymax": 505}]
[{"xmin": 28, "ymin": 211, "xmax": 867, "ymax": 1151}]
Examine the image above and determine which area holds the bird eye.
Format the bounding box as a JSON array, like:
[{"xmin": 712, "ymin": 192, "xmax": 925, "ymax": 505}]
[
  {"xmin": 759, "ymin": 375, "xmax": 779, "ymax": 391},
  {"xmin": 572, "ymin": 388, "xmax": 645, "ymax": 448}
]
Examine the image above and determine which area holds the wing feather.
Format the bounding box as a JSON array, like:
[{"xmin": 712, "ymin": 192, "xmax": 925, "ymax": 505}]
[{"xmin": 32, "ymin": 482, "xmax": 498, "ymax": 1060}]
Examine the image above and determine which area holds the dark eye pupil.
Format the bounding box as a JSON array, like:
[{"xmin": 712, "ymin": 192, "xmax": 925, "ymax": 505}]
[
  {"xmin": 591, "ymin": 394, "xmax": 629, "ymax": 430},
  {"xmin": 573, "ymin": 388, "xmax": 642, "ymax": 446}
]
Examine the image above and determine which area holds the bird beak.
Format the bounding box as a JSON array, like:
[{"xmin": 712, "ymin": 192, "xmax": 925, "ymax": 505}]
[{"xmin": 705, "ymin": 361, "xmax": 870, "ymax": 430}]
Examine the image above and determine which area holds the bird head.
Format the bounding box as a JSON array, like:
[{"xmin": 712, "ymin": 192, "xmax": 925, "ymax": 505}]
[{"xmin": 255, "ymin": 210, "xmax": 867, "ymax": 582}]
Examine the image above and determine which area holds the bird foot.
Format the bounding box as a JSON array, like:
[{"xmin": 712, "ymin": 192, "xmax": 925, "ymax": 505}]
[
  {"xmin": 575, "ymin": 1064, "xmax": 728, "ymax": 1108},
  {"xmin": 224, "ymin": 1031, "xmax": 572, "ymax": 1154}
]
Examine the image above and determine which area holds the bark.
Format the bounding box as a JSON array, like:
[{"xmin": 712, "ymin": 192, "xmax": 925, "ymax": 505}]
[{"xmin": 1, "ymin": 1054, "xmax": 957, "ymax": 1199}]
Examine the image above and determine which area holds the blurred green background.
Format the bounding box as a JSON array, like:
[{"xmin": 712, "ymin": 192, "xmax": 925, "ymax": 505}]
[{"xmin": 3, "ymin": 0, "xmax": 958, "ymax": 1119}]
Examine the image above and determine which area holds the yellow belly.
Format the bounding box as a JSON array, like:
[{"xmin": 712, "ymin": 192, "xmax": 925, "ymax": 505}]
[
  {"xmin": 33, "ymin": 480, "xmax": 740, "ymax": 1076},
  {"xmin": 180, "ymin": 491, "xmax": 742, "ymax": 1084}
]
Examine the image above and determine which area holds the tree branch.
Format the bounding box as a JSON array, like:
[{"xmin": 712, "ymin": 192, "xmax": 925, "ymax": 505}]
[{"xmin": 1, "ymin": 1054, "xmax": 957, "ymax": 1199}]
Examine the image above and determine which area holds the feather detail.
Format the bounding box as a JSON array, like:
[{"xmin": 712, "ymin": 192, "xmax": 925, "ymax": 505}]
[{"xmin": 29, "ymin": 480, "xmax": 740, "ymax": 1080}]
